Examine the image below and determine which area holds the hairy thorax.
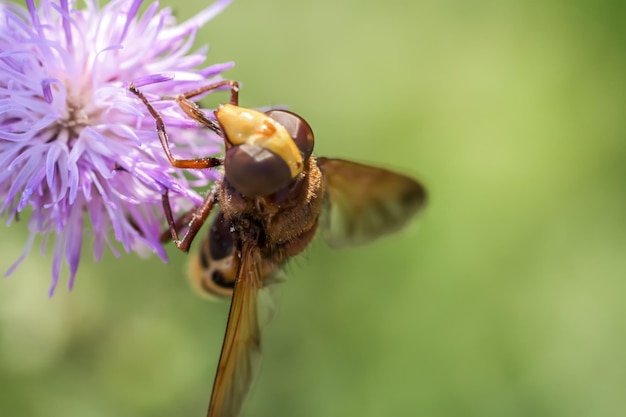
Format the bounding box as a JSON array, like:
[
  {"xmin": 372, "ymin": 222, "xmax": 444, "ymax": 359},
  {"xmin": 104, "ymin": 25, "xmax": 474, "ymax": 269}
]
[{"xmin": 218, "ymin": 157, "xmax": 325, "ymax": 261}]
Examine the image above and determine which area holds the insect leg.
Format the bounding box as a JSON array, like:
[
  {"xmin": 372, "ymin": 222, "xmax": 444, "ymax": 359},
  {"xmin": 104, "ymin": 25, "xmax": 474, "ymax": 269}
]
[
  {"xmin": 158, "ymin": 205, "xmax": 196, "ymax": 244},
  {"xmin": 176, "ymin": 80, "xmax": 240, "ymax": 105},
  {"xmin": 162, "ymin": 187, "xmax": 218, "ymax": 253},
  {"xmin": 128, "ymin": 83, "xmax": 224, "ymax": 170},
  {"xmin": 173, "ymin": 80, "xmax": 239, "ymax": 130}
]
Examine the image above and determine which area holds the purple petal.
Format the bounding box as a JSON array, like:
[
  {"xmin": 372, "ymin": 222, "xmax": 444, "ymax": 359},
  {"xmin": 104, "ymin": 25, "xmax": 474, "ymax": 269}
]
[{"xmin": 2, "ymin": 0, "xmax": 233, "ymax": 294}]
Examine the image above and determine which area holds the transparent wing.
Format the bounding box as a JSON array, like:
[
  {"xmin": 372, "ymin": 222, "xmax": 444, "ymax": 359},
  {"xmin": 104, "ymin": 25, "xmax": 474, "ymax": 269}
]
[
  {"xmin": 207, "ymin": 241, "xmax": 271, "ymax": 417},
  {"xmin": 317, "ymin": 157, "xmax": 427, "ymax": 248}
]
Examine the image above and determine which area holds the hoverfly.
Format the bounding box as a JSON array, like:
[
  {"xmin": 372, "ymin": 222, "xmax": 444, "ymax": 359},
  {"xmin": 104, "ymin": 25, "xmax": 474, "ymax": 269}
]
[{"xmin": 129, "ymin": 80, "xmax": 427, "ymax": 417}]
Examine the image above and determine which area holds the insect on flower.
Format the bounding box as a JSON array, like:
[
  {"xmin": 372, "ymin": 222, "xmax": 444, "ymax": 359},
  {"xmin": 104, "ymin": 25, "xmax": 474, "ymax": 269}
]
[{"xmin": 129, "ymin": 80, "xmax": 427, "ymax": 417}]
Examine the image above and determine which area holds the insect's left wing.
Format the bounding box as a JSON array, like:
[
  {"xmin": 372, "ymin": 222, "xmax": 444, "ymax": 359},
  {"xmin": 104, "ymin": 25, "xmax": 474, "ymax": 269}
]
[
  {"xmin": 317, "ymin": 157, "xmax": 427, "ymax": 248},
  {"xmin": 206, "ymin": 241, "xmax": 269, "ymax": 417}
]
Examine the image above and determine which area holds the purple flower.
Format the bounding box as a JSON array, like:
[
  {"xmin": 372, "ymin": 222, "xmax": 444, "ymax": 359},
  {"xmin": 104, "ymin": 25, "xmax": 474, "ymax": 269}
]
[{"xmin": 0, "ymin": 0, "xmax": 233, "ymax": 295}]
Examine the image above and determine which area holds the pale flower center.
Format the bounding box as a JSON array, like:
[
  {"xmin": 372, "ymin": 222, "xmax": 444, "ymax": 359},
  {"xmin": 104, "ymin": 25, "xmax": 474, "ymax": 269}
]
[{"xmin": 50, "ymin": 99, "xmax": 94, "ymax": 145}]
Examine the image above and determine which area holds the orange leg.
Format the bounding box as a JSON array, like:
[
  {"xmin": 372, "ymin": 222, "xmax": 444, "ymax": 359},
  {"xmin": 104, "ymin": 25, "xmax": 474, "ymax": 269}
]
[
  {"xmin": 128, "ymin": 82, "xmax": 224, "ymax": 169},
  {"xmin": 128, "ymin": 81, "xmax": 239, "ymax": 250},
  {"xmin": 167, "ymin": 80, "xmax": 240, "ymax": 132}
]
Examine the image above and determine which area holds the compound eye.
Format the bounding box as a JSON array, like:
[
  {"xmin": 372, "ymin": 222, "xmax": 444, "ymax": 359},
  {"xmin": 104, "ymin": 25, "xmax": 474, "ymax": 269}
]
[
  {"xmin": 224, "ymin": 143, "xmax": 292, "ymax": 197},
  {"xmin": 266, "ymin": 110, "xmax": 314, "ymax": 161}
]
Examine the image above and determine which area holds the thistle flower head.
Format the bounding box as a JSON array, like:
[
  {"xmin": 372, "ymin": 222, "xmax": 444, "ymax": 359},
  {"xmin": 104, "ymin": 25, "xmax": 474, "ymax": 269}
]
[{"xmin": 0, "ymin": 0, "xmax": 232, "ymax": 295}]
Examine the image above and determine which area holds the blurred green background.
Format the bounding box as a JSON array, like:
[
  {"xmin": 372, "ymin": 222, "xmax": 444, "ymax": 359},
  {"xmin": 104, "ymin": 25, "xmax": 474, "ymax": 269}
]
[{"xmin": 3, "ymin": 0, "xmax": 626, "ymax": 416}]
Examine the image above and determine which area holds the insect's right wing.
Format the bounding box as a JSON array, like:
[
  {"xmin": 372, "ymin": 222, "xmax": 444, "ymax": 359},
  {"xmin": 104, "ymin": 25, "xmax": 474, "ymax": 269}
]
[
  {"xmin": 317, "ymin": 157, "xmax": 427, "ymax": 248},
  {"xmin": 206, "ymin": 240, "xmax": 269, "ymax": 417}
]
